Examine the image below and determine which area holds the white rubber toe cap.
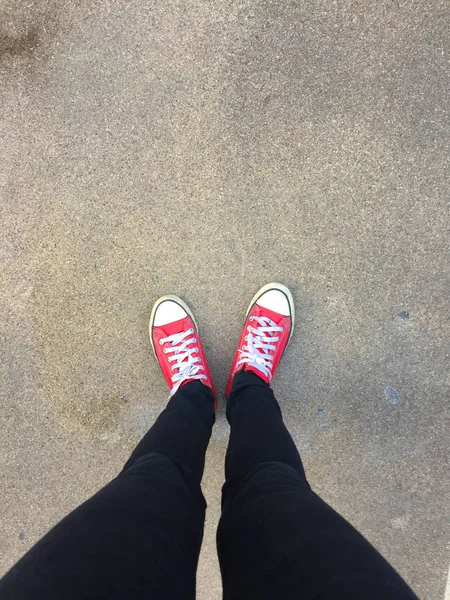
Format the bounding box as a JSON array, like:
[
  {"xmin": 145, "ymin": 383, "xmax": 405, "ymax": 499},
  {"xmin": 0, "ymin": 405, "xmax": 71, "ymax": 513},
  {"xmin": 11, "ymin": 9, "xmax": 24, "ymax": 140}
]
[
  {"xmin": 256, "ymin": 289, "xmax": 290, "ymax": 316},
  {"xmin": 153, "ymin": 300, "xmax": 188, "ymax": 326}
]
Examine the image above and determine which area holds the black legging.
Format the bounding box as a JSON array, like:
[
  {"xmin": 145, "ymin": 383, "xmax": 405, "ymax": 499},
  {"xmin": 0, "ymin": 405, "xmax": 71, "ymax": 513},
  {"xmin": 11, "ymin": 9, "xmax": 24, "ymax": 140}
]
[{"xmin": 0, "ymin": 371, "xmax": 417, "ymax": 599}]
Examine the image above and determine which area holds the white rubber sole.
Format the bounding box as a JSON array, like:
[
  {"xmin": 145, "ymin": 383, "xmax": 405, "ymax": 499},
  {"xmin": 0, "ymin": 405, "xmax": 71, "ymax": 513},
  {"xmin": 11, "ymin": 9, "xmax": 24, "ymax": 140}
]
[
  {"xmin": 149, "ymin": 295, "xmax": 198, "ymax": 359},
  {"xmin": 246, "ymin": 282, "xmax": 295, "ymax": 345}
]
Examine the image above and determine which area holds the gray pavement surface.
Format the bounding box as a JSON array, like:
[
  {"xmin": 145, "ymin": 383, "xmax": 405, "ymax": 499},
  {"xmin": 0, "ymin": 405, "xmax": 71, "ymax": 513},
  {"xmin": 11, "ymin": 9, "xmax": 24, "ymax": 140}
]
[{"xmin": 1, "ymin": 0, "xmax": 449, "ymax": 598}]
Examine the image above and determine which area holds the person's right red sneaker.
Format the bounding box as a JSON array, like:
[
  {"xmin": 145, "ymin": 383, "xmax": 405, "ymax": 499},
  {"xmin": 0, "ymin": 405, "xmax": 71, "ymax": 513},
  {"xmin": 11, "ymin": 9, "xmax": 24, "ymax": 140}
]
[
  {"xmin": 149, "ymin": 295, "xmax": 216, "ymax": 403},
  {"xmin": 226, "ymin": 283, "xmax": 295, "ymax": 399}
]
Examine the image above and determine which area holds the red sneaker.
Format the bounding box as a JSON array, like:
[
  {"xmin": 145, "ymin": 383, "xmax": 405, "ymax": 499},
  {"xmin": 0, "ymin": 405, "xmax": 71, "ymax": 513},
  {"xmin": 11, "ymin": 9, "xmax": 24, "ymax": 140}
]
[
  {"xmin": 226, "ymin": 283, "xmax": 295, "ymax": 398},
  {"xmin": 149, "ymin": 295, "xmax": 216, "ymax": 403}
]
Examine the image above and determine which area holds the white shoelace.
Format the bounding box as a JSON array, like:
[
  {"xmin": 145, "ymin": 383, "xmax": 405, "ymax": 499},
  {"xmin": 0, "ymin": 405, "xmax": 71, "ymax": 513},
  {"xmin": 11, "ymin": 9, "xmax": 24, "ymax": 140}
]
[
  {"xmin": 237, "ymin": 315, "xmax": 283, "ymax": 379},
  {"xmin": 159, "ymin": 328, "xmax": 206, "ymax": 395}
]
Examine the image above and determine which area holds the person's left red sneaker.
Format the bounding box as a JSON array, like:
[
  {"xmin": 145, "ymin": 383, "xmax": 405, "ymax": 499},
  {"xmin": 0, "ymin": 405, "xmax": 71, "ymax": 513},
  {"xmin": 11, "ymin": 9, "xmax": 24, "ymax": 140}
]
[
  {"xmin": 149, "ymin": 295, "xmax": 216, "ymax": 403},
  {"xmin": 225, "ymin": 283, "xmax": 295, "ymax": 399}
]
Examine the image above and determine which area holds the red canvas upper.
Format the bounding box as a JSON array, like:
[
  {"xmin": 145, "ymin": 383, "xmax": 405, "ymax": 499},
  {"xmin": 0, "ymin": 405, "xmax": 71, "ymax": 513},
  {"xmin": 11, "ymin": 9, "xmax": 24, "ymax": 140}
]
[
  {"xmin": 225, "ymin": 302, "xmax": 292, "ymax": 399},
  {"xmin": 152, "ymin": 315, "xmax": 216, "ymax": 407}
]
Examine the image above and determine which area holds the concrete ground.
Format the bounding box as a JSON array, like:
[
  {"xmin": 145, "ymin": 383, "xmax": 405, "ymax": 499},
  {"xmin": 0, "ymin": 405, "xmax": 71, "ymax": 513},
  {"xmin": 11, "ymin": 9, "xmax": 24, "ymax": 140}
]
[{"xmin": 1, "ymin": 0, "xmax": 449, "ymax": 597}]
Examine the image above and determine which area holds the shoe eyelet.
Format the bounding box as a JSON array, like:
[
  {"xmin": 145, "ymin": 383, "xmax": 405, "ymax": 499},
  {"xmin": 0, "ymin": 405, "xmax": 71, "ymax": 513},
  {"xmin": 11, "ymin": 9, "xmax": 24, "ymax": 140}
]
[
  {"xmin": 189, "ymin": 328, "xmax": 194, "ymax": 334},
  {"xmin": 159, "ymin": 339, "xmax": 164, "ymax": 345},
  {"xmin": 247, "ymin": 326, "xmax": 251, "ymax": 332},
  {"xmin": 194, "ymin": 347, "xmax": 199, "ymax": 353},
  {"xmin": 193, "ymin": 338, "xmax": 197, "ymax": 343}
]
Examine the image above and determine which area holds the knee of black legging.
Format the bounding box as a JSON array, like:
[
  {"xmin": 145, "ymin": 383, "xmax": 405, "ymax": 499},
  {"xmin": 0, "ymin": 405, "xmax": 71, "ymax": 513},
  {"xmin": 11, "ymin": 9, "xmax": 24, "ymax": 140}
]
[
  {"xmin": 222, "ymin": 461, "xmax": 311, "ymax": 511},
  {"xmin": 122, "ymin": 451, "xmax": 173, "ymax": 474},
  {"xmin": 121, "ymin": 452, "xmax": 207, "ymax": 509}
]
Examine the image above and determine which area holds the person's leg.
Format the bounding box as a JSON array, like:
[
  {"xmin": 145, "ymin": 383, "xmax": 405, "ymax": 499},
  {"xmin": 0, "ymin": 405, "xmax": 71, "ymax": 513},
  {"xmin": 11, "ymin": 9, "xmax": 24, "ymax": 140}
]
[
  {"xmin": 218, "ymin": 371, "xmax": 417, "ymax": 599},
  {"xmin": 0, "ymin": 295, "xmax": 217, "ymax": 600},
  {"xmin": 218, "ymin": 283, "xmax": 417, "ymax": 600},
  {"xmin": 0, "ymin": 381, "xmax": 215, "ymax": 600}
]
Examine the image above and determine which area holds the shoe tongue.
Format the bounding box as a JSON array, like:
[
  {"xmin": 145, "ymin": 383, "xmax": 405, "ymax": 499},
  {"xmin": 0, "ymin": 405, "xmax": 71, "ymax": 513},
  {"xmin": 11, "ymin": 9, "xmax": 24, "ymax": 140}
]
[
  {"xmin": 245, "ymin": 363, "xmax": 270, "ymax": 381},
  {"xmin": 248, "ymin": 361, "xmax": 264, "ymax": 373}
]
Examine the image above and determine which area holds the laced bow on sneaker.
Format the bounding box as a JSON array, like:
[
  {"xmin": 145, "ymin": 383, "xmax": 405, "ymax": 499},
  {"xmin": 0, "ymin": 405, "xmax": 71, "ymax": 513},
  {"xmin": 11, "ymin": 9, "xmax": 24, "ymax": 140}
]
[
  {"xmin": 159, "ymin": 328, "xmax": 206, "ymax": 395},
  {"xmin": 237, "ymin": 315, "xmax": 283, "ymax": 379}
]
